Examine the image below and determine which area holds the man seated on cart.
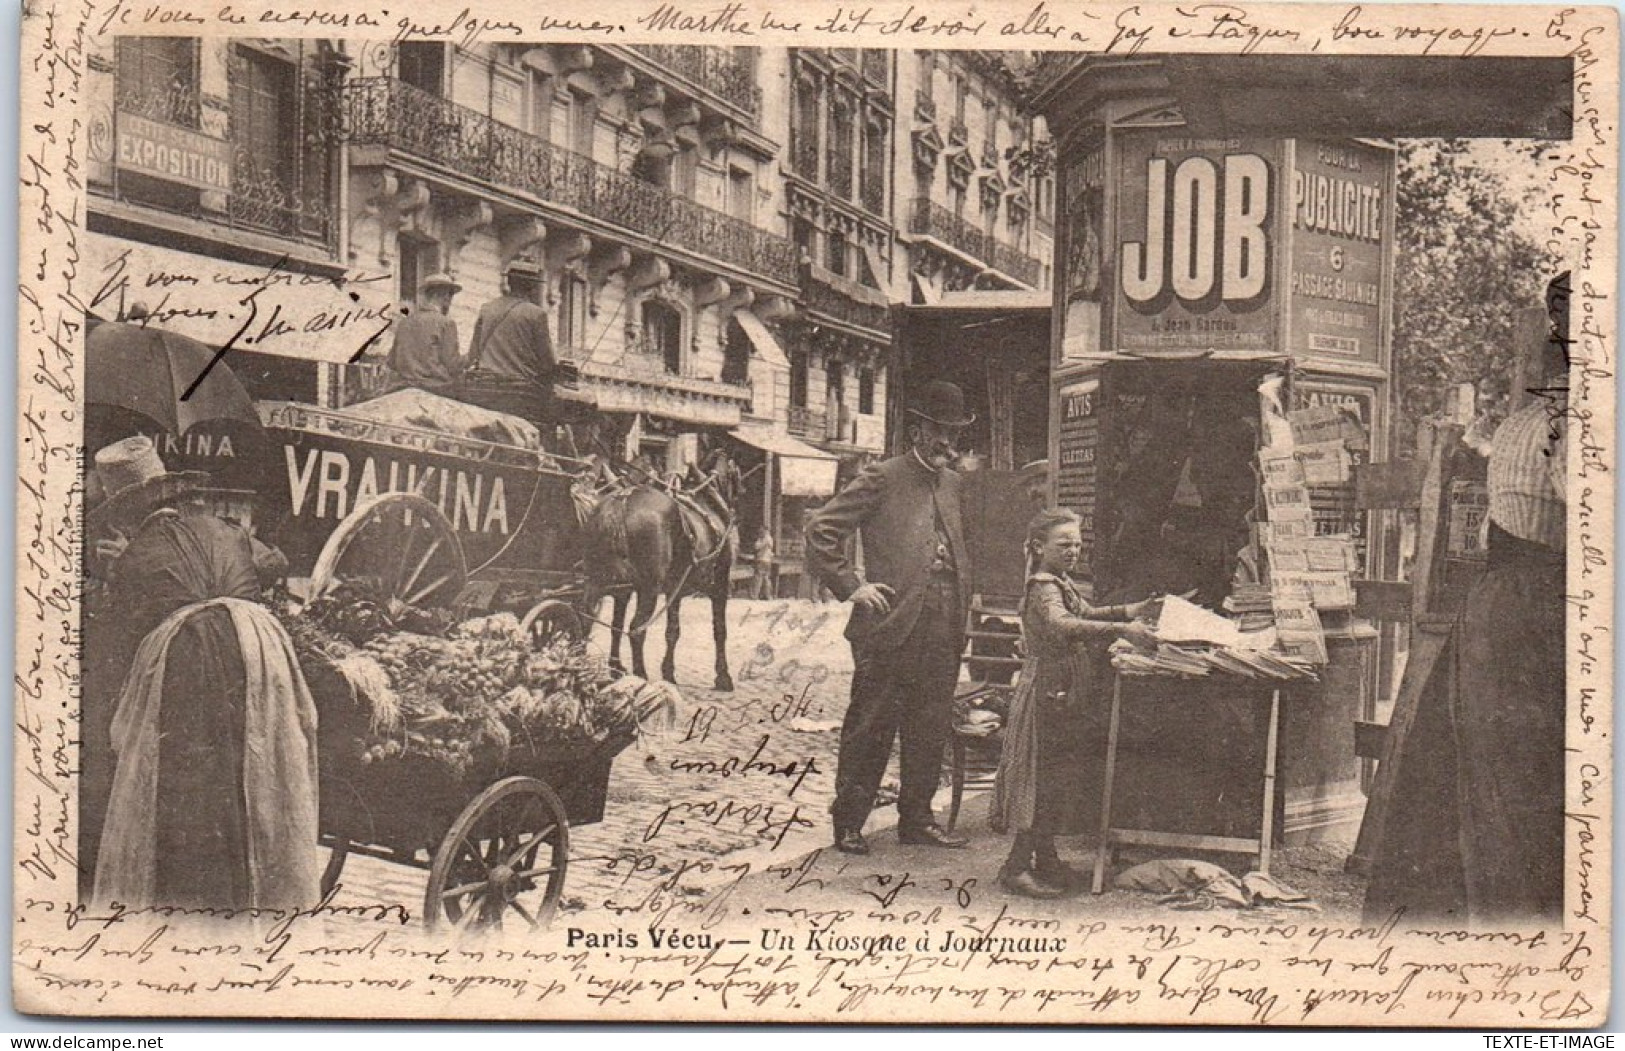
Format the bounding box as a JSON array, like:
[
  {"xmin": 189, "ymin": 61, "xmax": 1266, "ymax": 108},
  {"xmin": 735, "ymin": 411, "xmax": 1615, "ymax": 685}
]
[
  {"xmin": 386, "ymin": 272, "xmax": 465, "ymax": 394},
  {"xmin": 458, "ymin": 264, "xmax": 580, "ymax": 441}
]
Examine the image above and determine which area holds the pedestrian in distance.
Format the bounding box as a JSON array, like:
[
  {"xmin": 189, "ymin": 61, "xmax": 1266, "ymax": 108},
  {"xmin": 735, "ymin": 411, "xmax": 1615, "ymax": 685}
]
[{"xmin": 752, "ymin": 528, "xmax": 776, "ymax": 600}]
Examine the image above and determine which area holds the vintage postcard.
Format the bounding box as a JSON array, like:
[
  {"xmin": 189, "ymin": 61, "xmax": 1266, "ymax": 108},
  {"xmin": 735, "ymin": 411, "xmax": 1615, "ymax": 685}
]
[{"xmin": 14, "ymin": 0, "xmax": 1616, "ymax": 1025}]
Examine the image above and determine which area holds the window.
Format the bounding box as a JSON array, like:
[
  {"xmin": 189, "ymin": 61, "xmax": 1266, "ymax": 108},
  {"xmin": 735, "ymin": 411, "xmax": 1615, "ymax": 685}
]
[
  {"xmin": 723, "ymin": 318, "xmax": 751, "ymax": 386},
  {"xmin": 568, "ymin": 89, "xmax": 596, "ymax": 158},
  {"xmin": 641, "ymin": 300, "xmax": 683, "ymax": 374},
  {"xmin": 952, "ymin": 185, "xmax": 967, "ymax": 220},
  {"xmin": 559, "ymin": 274, "xmax": 589, "ymax": 349},
  {"xmin": 116, "ymin": 37, "xmax": 200, "ymax": 127},
  {"xmin": 397, "ymin": 238, "xmax": 440, "ymax": 306},
  {"xmin": 826, "ymin": 230, "xmax": 849, "ymax": 277},
  {"xmin": 632, "ymin": 148, "xmax": 673, "ymax": 190},
  {"xmin": 954, "ymin": 74, "xmax": 967, "ymax": 123},
  {"xmin": 861, "ymin": 116, "xmax": 887, "ymax": 214},
  {"xmin": 858, "ymin": 368, "xmax": 876, "ymax": 415},
  {"xmin": 528, "ymin": 70, "xmax": 554, "ymax": 139},
  {"xmin": 792, "ymin": 72, "xmax": 820, "ymax": 177},
  {"xmin": 790, "ymin": 352, "xmax": 809, "ymax": 408},
  {"xmin": 828, "ymin": 97, "xmax": 854, "ymax": 198},
  {"xmin": 827, "ymin": 360, "xmax": 845, "ymax": 412},
  {"xmin": 674, "ymin": 147, "xmax": 698, "ymax": 197},
  {"xmin": 918, "ymin": 51, "xmax": 935, "ymax": 94},
  {"xmin": 985, "ymin": 97, "xmax": 998, "ymax": 151},
  {"xmin": 231, "ymin": 46, "xmax": 298, "ymax": 233},
  {"xmin": 728, "ymin": 166, "xmax": 754, "ymax": 223},
  {"xmin": 792, "ymin": 218, "xmax": 816, "ymax": 265},
  {"xmin": 399, "ymin": 42, "xmax": 445, "ymax": 95}
]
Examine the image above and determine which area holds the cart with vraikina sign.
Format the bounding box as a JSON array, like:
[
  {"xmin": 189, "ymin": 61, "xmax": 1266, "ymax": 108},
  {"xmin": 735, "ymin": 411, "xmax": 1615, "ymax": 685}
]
[
  {"xmin": 88, "ymin": 320, "xmax": 667, "ymax": 933},
  {"xmin": 251, "ymin": 391, "xmax": 672, "ymax": 934}
]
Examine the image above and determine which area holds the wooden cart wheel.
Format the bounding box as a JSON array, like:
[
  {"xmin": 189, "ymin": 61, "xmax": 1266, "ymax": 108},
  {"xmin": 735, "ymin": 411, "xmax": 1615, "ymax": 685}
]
[
  {"xmin": 309, "ymin": 493, "xmax": 467, "ymax": 608},
  {"xmin": 425, "ymin": 776, "xmax": 569, "ymax": 935},
  {"xmin": 520, "ymin": 599, "xmax": 582, "ymax": 647}
]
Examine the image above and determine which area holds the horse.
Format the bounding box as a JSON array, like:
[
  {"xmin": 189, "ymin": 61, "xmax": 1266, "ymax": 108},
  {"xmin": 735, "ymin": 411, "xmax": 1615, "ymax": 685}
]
[{"xmin": 579, "ymin": 451, "xmax": 742, "ymax": 692}]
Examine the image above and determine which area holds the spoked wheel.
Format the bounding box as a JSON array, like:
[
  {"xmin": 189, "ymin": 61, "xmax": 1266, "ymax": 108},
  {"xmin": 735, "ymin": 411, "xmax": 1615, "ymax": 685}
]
[
  {"xmin": 520, "ymin": 599, "xmax": 582, "ymax": 647},
  {"xmin": 425, "ymin": 776, "xmax": 569, "ymax": 935},
  {"xmin": 309, "ymin": 493, "xmax": 467, "ymax": 608}
]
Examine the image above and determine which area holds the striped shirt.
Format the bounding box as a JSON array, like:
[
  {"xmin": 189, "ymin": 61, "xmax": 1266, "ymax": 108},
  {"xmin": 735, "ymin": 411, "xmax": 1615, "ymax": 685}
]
[{"xmin": 1488, "ymin": 401, "xmax": 1567, "ymax": 550}]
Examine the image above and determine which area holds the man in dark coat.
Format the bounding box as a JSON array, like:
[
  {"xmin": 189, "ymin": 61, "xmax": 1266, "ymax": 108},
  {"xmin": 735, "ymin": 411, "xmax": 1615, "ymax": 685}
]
[
  {"xmin": 387, "ymin": 272, "xmax": 464, "ymax": 391},
  {"xmin": 460, "ymin": 266, "xmax": 576, "ymax": 429},
  {"xmin": 806, "ymin": 381, "xmax": 975, "ymax": 854}
]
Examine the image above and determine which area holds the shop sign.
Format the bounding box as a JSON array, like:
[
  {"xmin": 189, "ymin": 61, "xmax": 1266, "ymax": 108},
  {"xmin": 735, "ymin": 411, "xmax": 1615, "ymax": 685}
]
[
  {"xmin": 116, "ymin": 111, "xmax": 233, "ymax": 192},
  {"xmin": 1113, "ymin": 134, "xmax": 1284, "ymax": 354},
  {"xmin": 1287, "ymin": 140, "xmax": 1394, "ymax": 364}
]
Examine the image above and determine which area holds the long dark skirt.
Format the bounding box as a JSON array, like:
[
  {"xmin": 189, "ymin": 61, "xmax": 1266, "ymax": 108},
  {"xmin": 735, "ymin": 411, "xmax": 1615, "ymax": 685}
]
[{"xmin": 1365, "ymin": 528, "xmax": 1564, "ymax": 925}]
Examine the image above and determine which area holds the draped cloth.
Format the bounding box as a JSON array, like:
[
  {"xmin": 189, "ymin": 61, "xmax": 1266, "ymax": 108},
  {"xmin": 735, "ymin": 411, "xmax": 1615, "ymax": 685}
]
[{"xmin": 94, "ymin": 596, "xmax": 320, "ymax": 910}]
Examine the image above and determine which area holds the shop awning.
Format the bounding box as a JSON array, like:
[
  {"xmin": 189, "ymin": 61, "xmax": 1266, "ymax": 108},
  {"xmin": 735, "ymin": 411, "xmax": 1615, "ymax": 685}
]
[
  {"xmin": 733, "ymin": 310, "xmax": 790, "ymax": 369},
  {"xmin": 730, "ymin": 422, "xmax": 839, "ymax": 497}
]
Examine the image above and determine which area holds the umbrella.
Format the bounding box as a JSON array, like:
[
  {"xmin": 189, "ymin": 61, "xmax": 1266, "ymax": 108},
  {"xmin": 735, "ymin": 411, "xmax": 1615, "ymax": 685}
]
[{"xmin": 85, "ymin": 321, "xmax": 261, "ymax": 437}]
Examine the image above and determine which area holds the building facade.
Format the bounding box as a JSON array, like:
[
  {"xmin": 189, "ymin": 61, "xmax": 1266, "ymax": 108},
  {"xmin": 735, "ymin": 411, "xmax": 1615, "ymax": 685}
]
[{"xmin": 84, "ymin": 40, "xmax": 1054, "ymax": 594}]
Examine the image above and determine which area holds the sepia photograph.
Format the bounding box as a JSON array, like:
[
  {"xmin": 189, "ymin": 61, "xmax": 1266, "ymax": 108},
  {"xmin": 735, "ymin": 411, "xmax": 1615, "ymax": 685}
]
[{"xmin": 12, "ymin": 0, "xmax": 1617, "ymax": 1027}]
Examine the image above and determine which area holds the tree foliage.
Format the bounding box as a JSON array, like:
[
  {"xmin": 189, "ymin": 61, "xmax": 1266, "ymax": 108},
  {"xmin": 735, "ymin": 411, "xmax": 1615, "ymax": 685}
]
[{"xmin": 1391, "ymin": 139, "xmax": 1548, "ymax": 449}]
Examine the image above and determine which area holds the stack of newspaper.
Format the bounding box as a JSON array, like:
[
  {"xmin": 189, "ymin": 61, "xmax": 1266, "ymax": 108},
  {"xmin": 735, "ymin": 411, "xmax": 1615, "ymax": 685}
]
[
  {"xmin": 1109, "ymin": 639, "xmax": 1319, "ymax": 682},
  {"xmin": 1223, "ymin": 584, "xmax": 1276, "ymax": 632}
]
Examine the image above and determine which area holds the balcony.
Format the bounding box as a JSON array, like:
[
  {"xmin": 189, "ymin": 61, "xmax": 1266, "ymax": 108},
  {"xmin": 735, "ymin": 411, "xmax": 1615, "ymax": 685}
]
[
  {"xmin": 803, "ymin": 267, "xmax": 892, "ymax": 335},
  {"xmin": 626, "ymin": 44, "xmax": 762, "ymax": 119},
  {"xmin": 345, "ymin": 78, "xmax": 797, "ymax": 285},
  {"xmin": 787, "ymin": 405, "xmax": 827, "ymax": 439},
  {"xmin": 909, "ymin": 197, "xmax": 1043, "ymax": 287}
]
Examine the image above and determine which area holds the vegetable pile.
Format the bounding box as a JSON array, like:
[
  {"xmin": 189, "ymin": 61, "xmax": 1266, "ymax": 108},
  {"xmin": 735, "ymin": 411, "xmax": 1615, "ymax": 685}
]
[{"xmin": 284, "ymin": 596, "xmax": 678, "ymax": 777}]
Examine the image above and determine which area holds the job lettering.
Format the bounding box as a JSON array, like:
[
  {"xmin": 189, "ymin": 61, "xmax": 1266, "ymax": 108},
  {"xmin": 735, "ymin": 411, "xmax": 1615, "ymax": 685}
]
[{"xmin": 1121, "ymin": 153, "xmax": 1272, "ymax": 313}]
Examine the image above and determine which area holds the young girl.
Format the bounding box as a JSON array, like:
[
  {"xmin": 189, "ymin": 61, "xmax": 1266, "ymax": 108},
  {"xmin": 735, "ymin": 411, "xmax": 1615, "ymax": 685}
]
[{"xmin": 991, "ymin": 509, "xmax": 1159, "ymax": 898}]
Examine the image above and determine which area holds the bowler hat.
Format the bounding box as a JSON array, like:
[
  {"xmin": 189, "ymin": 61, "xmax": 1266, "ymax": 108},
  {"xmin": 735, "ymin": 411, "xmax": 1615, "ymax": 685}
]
[
  {"xmin": 86, "ymin": 435, "xmax": 210, "ymax": 537},
  {"xmin": 420, "ymin": 272, "xmax": 462, "ymax": 295},
  {"xmin": 906, "ymin": 381, "xmax": 976, "ymax": 428}
]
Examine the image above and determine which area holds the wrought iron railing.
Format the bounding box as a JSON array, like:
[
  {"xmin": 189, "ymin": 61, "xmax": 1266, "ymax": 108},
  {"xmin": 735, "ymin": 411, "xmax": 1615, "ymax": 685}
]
[
  {"xmin": 115, "ymin": 83, "xmax": 202, "ymax": 129},
  {"xmin": 787, "ymin": 405, "xmax": 826, "ymax": 439},
  {"xmin": 909, "ymin": 197, "xmax": 1042, "ymax": 287},
  {"xmin": 803, "ymin": 271, "xmax": 892, "ymax": 334},
  {"xmin": 627, "ymin": 44, "xmax": 762, "ymax": 118},
  {"xmin": 346, "ymin": 78, "xmax": 797, "ymax": 285},
  {"xmin": 992, "ymin": 241, "xmax": 1044, "ymax": 288}
]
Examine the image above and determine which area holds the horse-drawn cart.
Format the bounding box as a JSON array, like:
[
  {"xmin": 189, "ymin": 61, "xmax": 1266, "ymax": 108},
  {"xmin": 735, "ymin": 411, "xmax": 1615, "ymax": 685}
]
[{"xmin": 254, "ymin": 398, "xmax": 651, "ymax": 933}]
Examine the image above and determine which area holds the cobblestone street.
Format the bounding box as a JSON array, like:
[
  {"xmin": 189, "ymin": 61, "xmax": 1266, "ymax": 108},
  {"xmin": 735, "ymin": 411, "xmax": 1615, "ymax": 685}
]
[
  {"xmin": 331, "ymin": 597, "xmax": 884, "ymax": 918},
  {"xmin": 328, "ymin": 595, "xmax": 1363, "ymax": 927}
]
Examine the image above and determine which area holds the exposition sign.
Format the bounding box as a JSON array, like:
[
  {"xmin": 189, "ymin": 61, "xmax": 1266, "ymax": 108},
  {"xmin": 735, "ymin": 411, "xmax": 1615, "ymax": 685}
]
[
  {"xmin": 1287, "ymin": 140, "xmax": 1395, "ymax": 365},
  {"xmin": 114, "ymin": 111, "xmax": 233, "ymax": 193},
  {"xmin": 1113, "ymin": 133, "xmax": 1285, "ymax": 354}
]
